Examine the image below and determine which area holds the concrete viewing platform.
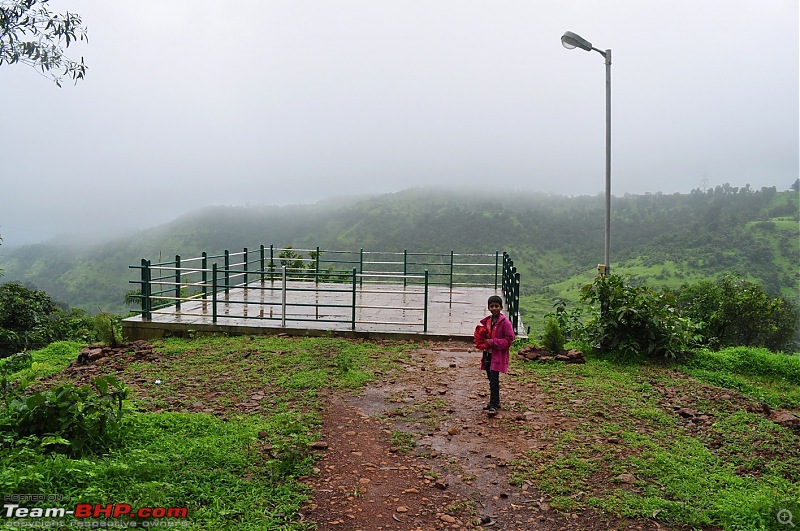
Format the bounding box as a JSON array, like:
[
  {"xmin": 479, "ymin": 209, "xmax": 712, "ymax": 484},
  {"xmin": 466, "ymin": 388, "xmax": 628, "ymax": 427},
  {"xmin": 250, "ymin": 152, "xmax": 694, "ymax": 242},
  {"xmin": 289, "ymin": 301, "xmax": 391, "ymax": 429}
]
[{"xmin": 123, "ymin": 281, "xmax": 526, "ymax": 342}]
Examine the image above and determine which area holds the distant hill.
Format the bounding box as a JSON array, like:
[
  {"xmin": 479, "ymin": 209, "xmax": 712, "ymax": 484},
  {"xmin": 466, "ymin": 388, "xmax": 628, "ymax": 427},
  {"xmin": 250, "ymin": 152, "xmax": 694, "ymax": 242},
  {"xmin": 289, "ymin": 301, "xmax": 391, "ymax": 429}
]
[{"xmin": 0, "ymin": 186, "xmax": 797, "ymax": 332}]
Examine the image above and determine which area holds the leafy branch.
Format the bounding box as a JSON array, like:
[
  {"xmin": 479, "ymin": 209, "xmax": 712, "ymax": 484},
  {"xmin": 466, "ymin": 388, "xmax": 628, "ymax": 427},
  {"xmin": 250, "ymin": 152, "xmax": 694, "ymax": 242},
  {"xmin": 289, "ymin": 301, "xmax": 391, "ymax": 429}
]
[{"xmin": 0, "ymin": 0, "xmax": 88, "ymax": 86}]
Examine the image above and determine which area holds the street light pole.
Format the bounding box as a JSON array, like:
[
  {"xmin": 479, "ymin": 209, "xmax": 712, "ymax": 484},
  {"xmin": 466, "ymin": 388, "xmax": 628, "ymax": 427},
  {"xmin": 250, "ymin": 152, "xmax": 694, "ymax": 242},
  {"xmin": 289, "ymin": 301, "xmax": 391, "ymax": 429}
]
[
  {"xmin": 603, "ymin": 48, "xmax": 611, "ymax": 275},
  {"xmin": 561, "ymin": 31, "xmax": 612, "ymax": 275}
]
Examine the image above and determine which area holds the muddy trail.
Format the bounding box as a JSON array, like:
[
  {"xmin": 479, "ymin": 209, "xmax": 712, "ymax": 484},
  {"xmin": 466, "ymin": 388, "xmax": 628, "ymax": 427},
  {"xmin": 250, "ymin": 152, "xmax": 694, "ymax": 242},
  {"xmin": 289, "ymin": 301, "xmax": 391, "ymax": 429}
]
[{"xmin": 302, "ymin": 343, "xmax": 666, "ymax": 530}]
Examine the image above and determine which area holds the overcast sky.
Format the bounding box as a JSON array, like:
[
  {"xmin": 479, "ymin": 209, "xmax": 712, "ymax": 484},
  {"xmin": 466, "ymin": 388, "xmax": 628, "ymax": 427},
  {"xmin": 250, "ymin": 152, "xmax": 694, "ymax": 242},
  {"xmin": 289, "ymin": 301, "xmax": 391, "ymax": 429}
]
[{"xmin": 1, "ymin": 0, "xmax": 798, "ymax": 246}]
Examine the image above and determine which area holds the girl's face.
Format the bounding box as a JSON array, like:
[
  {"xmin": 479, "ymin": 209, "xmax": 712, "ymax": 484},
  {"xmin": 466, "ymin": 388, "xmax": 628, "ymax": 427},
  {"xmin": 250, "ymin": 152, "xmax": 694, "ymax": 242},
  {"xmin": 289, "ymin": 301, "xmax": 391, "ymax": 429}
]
[{"xmin": 488, "ymin": 302, "xmax": 502, "ymax": 317}]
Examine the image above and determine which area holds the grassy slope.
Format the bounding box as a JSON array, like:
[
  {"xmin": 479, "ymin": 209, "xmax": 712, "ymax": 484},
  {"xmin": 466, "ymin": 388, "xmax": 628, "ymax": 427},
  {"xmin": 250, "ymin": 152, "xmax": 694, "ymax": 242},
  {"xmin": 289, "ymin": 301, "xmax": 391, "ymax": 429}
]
[
  {"xmin": 509, "ymin": 345, "xmax": 800, "ymax": 530},
  {"xmin": 1, "ymin": 339, "xmax": 798, "ymax": 530}
]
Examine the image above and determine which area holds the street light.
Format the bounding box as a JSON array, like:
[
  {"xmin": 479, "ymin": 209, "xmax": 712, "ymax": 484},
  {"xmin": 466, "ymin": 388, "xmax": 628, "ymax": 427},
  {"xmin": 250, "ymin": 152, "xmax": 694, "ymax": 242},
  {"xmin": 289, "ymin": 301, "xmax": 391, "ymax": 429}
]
[{"xmin": 561, "ymin": 31, "xmax": 612, "ymax": 275}]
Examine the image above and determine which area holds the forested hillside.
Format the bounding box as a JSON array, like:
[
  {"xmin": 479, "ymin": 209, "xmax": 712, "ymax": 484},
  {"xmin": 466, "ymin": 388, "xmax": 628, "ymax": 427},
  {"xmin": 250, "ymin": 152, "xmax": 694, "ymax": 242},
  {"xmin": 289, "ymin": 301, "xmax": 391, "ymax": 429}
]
[{"xmin": 1, "ymin": 185, "xmax": 797, "ymax": 327}]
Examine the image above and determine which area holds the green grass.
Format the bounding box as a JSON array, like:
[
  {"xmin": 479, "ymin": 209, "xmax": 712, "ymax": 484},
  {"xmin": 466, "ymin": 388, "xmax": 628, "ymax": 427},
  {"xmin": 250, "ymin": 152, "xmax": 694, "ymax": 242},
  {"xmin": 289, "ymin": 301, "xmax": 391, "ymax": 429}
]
[
  {"xmin": 510, "ymin": 350, "xmax": 800, "ymax": 530},
  {"xmin": 679, "ymin": 347, "xmax": 800, "ymax": 409},
  {"xmin": 0, "ymin": 336, "xmax": 415, "ymax": 530},
  {"xmin": 0, "ymin": 341, "xmax": 83, "ymax": 382}
]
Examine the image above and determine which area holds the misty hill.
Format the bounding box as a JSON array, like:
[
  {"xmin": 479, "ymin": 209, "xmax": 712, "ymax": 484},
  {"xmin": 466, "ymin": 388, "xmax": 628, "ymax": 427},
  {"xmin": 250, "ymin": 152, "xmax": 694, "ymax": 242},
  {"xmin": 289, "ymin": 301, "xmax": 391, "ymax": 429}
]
[{"xmin": 0, "ymin": 186, "xmax": 797, "ymax": 324}]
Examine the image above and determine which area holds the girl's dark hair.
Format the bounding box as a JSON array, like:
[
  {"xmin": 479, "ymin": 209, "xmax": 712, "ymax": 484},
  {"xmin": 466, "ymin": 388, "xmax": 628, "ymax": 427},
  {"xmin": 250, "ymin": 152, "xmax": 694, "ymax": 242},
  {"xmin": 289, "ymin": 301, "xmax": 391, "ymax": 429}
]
[{"xmin": 487, "ymin": 295, "xmax": 503, "ymax": 307}]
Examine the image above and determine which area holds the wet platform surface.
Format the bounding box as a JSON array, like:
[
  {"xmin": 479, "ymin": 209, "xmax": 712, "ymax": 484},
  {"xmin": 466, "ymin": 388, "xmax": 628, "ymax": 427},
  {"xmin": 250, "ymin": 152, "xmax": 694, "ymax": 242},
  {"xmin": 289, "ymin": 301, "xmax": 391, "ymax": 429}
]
[{"xmin": 123, "ymin": 281, "xmax": 526, "ymax": 341}]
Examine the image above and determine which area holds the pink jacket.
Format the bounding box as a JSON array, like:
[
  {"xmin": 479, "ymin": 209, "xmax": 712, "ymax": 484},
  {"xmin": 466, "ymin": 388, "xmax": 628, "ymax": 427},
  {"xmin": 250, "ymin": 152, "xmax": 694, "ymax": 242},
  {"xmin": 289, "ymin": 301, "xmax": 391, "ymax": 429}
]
[{"xmin": 479, "ymin": 313, "xmax": 515, "ymax": 373}]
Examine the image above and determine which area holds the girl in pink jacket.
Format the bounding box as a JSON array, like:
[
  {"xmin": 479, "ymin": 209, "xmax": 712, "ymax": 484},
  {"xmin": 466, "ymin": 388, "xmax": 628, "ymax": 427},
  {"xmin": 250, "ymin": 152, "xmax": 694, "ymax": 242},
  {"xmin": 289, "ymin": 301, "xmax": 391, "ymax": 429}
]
[{"xmin": 476, "ymin": 295, "xmax": 515, "ymax": 413}]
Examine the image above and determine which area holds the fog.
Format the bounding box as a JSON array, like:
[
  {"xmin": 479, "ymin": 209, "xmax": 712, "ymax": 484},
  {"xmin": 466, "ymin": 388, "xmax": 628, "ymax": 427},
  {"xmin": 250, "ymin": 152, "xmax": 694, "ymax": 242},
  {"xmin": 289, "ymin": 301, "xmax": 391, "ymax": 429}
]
[{"xmin": 1, "ymin": 0, "xmax": 797, "ymax": 246}]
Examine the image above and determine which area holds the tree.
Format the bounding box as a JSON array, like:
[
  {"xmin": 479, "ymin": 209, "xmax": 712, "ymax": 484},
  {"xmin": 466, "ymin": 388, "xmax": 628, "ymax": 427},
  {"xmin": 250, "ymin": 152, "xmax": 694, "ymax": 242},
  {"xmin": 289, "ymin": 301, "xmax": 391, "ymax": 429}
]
[
  {"xmin": 0, "ymin": 0, "xmax": 87, "ymax": 86},
  {"xmin": 677, "ymin": 273, "xmax": 798, "ymax": 352},
  {"xmin": 0, "ymin": 283, "xmax": 95, "ymax": 356}
]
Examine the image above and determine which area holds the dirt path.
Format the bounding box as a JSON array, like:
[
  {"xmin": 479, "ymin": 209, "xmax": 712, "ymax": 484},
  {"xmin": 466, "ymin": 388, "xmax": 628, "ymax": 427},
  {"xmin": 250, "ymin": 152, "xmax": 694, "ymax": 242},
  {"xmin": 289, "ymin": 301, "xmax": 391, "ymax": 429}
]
[{"xmin": 302, "ymin": 342, "xmax": 666, "ymax": 530}]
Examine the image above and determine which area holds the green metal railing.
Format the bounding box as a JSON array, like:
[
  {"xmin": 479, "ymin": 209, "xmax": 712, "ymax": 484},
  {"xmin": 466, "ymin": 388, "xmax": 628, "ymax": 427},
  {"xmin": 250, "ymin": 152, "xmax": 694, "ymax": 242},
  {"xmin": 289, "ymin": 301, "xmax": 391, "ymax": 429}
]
[{"xmin": 129, "ymin": 247, "xmax": 520, "ymax": 333}]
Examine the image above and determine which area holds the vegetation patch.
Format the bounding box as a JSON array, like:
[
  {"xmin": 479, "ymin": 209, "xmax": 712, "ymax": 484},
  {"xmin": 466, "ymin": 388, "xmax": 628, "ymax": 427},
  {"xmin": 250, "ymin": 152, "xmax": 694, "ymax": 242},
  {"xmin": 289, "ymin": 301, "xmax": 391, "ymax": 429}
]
[
  {"xmin": 510, "ymin": 351, "xmax": 800, "ymax": 530},
  {"xmin": 0, "ymin": 336, "xmax": 414, "ymax": 530}
]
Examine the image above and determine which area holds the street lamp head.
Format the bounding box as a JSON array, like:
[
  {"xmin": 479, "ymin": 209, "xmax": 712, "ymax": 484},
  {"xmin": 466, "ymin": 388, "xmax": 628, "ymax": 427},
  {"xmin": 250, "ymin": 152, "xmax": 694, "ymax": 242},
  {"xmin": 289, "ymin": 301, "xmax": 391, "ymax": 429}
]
[{"xmin": 561, "ymin": 31, "xmax": 593, "ymax": 52}]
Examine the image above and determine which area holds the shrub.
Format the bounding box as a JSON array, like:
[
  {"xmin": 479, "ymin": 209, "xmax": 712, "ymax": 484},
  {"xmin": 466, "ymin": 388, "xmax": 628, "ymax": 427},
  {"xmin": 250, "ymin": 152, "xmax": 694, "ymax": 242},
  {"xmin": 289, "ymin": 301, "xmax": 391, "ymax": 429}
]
[
  {"xmin": 580, "ymin": 274, "xmax": 699, "ymax": 359},
  {"xmin": 0, "ymin": 283, "xmax": 55, "ymax": 356},
  {"xmin": 0, "ymin": 284, "xmax": 97, "ymax": 357},
  {"xmin": 0, "ymin": 375, "xmax": 129, "ymax": 455},
  {"xmin": 546, "ymin": 299, "xmax": 585, "ymax": 343},
  {"xmin": 93, "ymin": 312, "xmax": 122, "ymax": 347},
  {"xmin": 541, "ymin": 317, "xmax": 565, "ymax": 354},
  {"xmin": 677, "ymin": 273, "xmax": 798, "ymax": 352}
]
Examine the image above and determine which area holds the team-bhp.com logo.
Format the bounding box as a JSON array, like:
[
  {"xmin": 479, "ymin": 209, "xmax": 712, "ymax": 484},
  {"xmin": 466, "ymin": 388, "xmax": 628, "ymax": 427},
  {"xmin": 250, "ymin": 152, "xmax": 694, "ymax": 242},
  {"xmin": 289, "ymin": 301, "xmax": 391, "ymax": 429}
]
[{"xmin": 3, "ymin": 500, "xmax": 188, "ymax": 528}]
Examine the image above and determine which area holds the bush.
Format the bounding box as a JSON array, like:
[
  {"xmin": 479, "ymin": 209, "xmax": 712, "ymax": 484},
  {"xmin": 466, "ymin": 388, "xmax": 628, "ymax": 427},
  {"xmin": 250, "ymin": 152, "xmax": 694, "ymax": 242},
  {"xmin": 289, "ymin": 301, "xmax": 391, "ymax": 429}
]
[
  {"xmin": 677, "ymin": 273, "xmax": 798, "ymax": 352},
  {"xmin": 0, "ymin": 375, "xmax": 128, "ymax": 455},
  {"xmin": 94, "ymin": 312, "xmax": 121, "ymax": 347},
  {"xmin": 541, "ymin": 317, "xmax": 565, "ymax": 354},
  {"xmin": 0, "ymin": 283, "xmax": 56, "ymax": 356},
  {"xmin": 0, "ymin": 283, "xmax": 97, "ymax": 357},
  {"xmin": 580, "ymin": 274, "xmax": 699, "ymax": 359}
]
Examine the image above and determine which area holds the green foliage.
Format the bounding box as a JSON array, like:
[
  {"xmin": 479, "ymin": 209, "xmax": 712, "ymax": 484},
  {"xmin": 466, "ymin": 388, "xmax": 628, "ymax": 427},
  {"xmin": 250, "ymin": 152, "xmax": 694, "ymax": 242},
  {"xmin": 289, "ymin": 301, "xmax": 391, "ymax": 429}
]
[
  {"xmin": 93, "ymin": 312, "xmax": 122, "ymax": 347},
  {"xmin": 0, "ymin": 0, "xmax": 88, "ymax": 86},
  {"xmin": 0, "ymin": 282, "xmax": 56, "ymax": 356},
  {"xmin": 677, "ymin": 273, "xmax": 799, "ymax": 352},
  {"xmin": 580, "ymin": 274, "xmax": 699, "ymax": 359},
  {"xmin": 0, "ymin": 351, "xmax": 32, "ymax": 374},
  {"xmin": 541, "ymin": 316, "xmax": 565, "ymax": 353},
  {"xmin": 545, "ymin": 299, "xmax": 586, "ymax": 343},
  {"xmin": 50, "ymin": 307, "xmax": 96, "ymax": 344},
  {"xmin": 0, "ymin": 375, "xmax": 128, "ymax": 455},
  {"xmin": 2, "ymin": 341, "xmax": 82, "ymax": 383},
  {"xmin": 0, "ymin": 283, "xmax": 96, "ymax": 357}
]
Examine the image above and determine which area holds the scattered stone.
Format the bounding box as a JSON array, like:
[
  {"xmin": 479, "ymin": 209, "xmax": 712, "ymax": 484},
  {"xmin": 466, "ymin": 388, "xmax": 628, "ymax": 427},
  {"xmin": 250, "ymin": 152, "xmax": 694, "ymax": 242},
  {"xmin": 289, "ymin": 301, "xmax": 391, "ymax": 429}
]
[
  {"xmin": 615, "ymin": 473, "xmax": 636, "ymax": 484},
  {"xmin": 396, "ymin": 506, "xmax": 409, "ymax": 513},
  {"xmin": 447, "ymin": 426, "xmax": 459, "ymax": 436},
  {"xmin": 517, "ymin": 345, "xmax": 586, "ymax": 363},
  {"xmin": 434, "ymin": 479, "xmax": 448, "ymax": 490},
  {"xmin": 310, "ymin": 441, "xmax": 329, "ymax": 450},
  {"xmin": 770, "ymin": 410, "xmax": 799, "ymax": 428}
]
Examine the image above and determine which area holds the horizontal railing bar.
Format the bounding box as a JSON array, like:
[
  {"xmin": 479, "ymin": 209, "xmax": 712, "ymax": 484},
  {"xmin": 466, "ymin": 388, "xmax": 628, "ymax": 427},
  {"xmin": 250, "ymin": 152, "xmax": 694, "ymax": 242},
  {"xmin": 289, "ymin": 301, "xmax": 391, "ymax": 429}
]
[
  {"xmin": 357, "ymin": 289, "xmax": 424, "ymax": 296},
  {"xmin": 355, "ymin": 305, "xmax": 424, "ymax": 311},
  {"xmin": 357, "ymin": 320, "xmax": 422, "ymax": 326}
]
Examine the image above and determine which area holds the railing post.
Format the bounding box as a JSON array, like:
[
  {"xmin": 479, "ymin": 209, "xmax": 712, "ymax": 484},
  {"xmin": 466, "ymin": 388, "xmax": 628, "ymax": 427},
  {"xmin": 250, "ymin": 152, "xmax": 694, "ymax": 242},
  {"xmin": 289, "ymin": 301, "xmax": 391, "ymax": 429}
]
[
  {"xmin": 281, "ymin": 265, "xmax": 287, "ymax": 327},
  {"xmin": 315, "ymin": 246, "xmax": 320, "ymax": 285},
  {"xmin": 513, "ymin": 271, "xmax": 521, "ymax": 333},
  {"xmin": 269, "ymin": 244, "xmax": 275, "ymax": 283},
  {"xmin": 495, "ymin": 251, "xmax": 500, "ymax": 290},
  {"xmin": 351, "ymin": 268, "xmax": 357, "ymax": 330},
  {"xmin": 174, "ymin": 255, "xmax": 181, "ymax": 311},
  {"xmin": 258, "ymin": 245, "xmax": 264, "ymax": 283},
  {"xmin": 224, "ymin": 250, "xmax": 230, "ymax": 295},
  {"xmin": 243, "ymin": 247, "xmax": 248, "ymax": 286},
  {"xmin": 403, "ymin": 249, "xmax": 408, "ymax": 288},
  {"xmin": 212, "ymin": 263, "xmax": 218, "ymax": 323},
  {"xmin": 449, "ymin": 250, "xmax": 454, "ymax": 290},
  {"xmin": 201, "ymin": 252, "xmax": 208, "ymax": 299},
  {"xmin": 423, "ymin": 269, "xmax": 429, "ymax": 333},
  {"xmin": 141, "ymin": 259, "xmax": 151, "ymax": 320},
  {"xmin": 359, "ymin": 248, "xmax": 364, "ymax": 286}
]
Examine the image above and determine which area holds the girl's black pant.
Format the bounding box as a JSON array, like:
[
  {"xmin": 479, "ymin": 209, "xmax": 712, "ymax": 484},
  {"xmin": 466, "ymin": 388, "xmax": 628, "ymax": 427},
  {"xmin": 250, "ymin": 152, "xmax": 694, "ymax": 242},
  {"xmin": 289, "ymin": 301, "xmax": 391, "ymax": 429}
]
[{"xmin": 485, "ymin": 369, "xmax": 500, "ymax": 407}]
